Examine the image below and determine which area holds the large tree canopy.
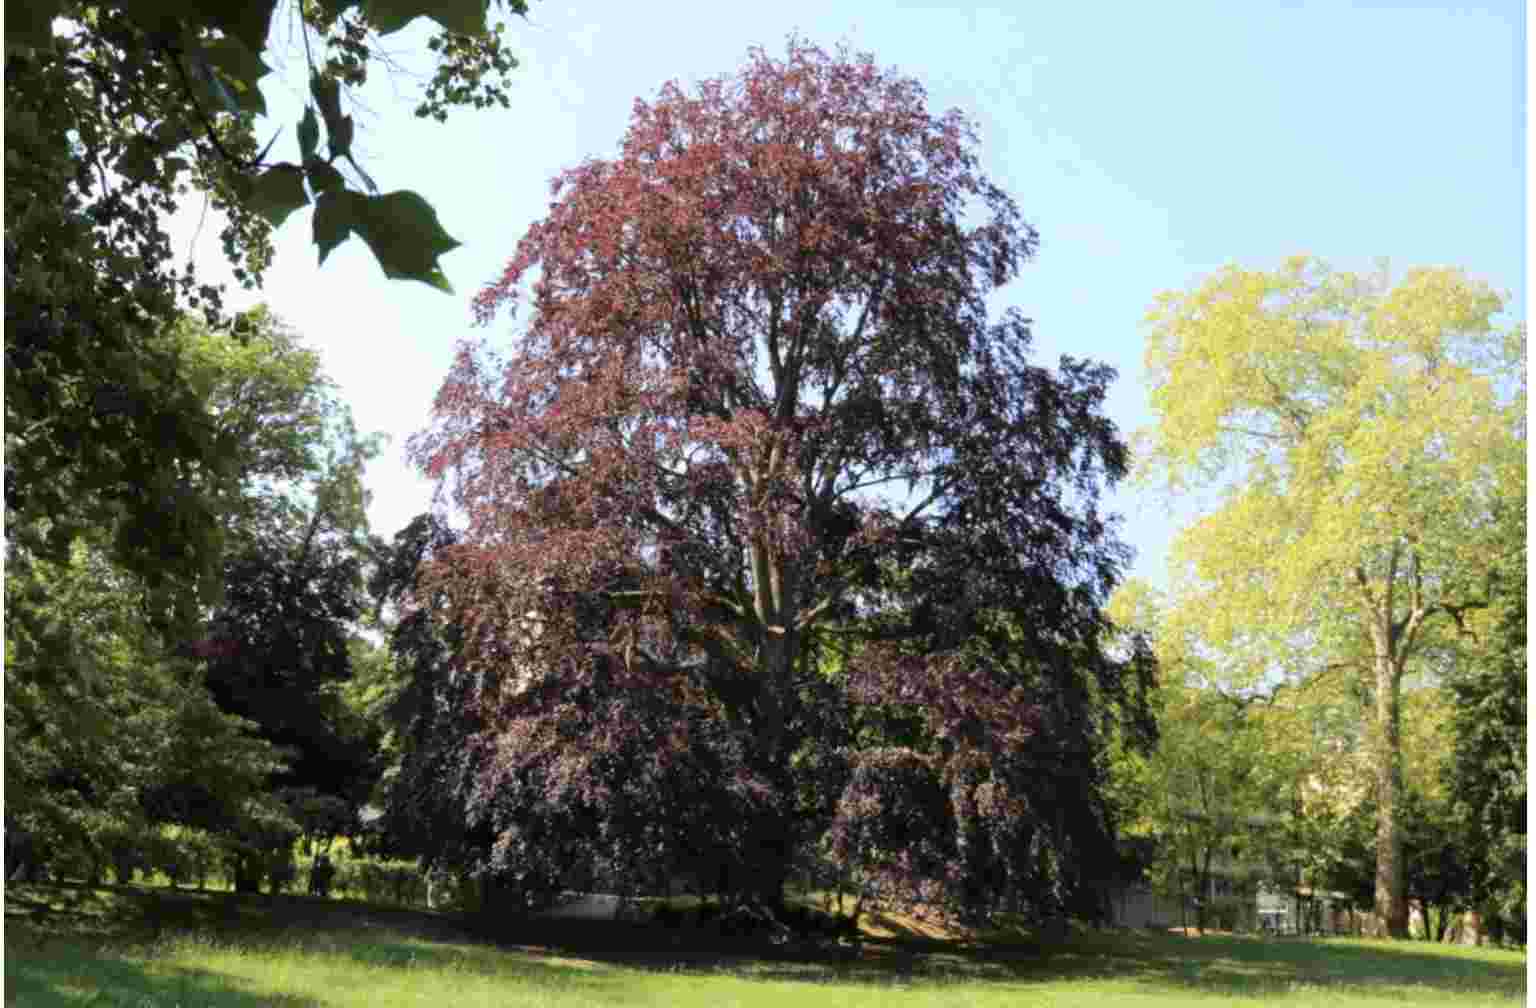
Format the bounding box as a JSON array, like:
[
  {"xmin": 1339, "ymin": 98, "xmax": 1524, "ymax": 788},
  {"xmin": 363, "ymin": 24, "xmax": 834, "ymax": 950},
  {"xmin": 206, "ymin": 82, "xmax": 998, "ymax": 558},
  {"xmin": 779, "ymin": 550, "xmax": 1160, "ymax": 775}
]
[
  {"xmin": 409, "ymin": 40, "xmax": 1151, "ymax": 920},
  {"xmin": 1136, "ymin": 257, "xmax": 1524, "ymax": 937}
]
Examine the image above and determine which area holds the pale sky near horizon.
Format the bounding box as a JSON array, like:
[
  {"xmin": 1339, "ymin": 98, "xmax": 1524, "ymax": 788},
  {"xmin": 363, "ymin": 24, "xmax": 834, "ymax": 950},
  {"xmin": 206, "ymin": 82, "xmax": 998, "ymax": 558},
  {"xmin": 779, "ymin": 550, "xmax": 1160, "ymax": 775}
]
[{"xmin": 169, "ymin": 0, "xmax": 1528, "ymax": 590}]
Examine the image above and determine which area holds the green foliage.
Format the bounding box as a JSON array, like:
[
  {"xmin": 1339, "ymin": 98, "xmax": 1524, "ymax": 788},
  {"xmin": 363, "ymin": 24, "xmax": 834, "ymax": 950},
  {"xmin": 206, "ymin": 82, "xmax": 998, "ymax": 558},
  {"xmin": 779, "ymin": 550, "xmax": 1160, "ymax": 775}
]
[
  {"xmin": 1141, "ymin": 258, "xmax": 1518, "ymax": 656},
  {"xmin": 330, "ymin": 856, "xmax": 435, "ymax": 906},
  {"xmin": 180, "ymin": 308, "xmax": 387, "ymax": 827},
  {"xmin": 1140, "ymin": 681, "xmax": 1285, "ymax": 930},
  {"xmin": 4, "ymin": 534, "xmax": 283, "ymax": 885},
  {"xmin": 4, "ymin": 306, "xmax": 389, "ymax": 898},
  {"xmin": 1137, "ymin": 256, "xmax": 1523, "ymax": 936},
  {"xmin": 1445, "ymin": 459, "xmax": 1526, "ymax": 942},
  {"xmin": 6, "ymin": 1, "xmax": 528, "ymax": 291},
  {"xmin": 5, "ymin": 2, "xmax": 529, "ymax": 633}
]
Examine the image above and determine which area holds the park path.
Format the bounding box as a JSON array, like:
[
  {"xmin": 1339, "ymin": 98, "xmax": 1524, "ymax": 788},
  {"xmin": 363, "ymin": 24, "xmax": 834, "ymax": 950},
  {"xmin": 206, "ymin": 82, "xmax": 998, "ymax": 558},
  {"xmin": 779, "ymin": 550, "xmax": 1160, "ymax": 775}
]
[{"xmin": 537, "ymin": 893, "xmax": 622, "ymax": 921}]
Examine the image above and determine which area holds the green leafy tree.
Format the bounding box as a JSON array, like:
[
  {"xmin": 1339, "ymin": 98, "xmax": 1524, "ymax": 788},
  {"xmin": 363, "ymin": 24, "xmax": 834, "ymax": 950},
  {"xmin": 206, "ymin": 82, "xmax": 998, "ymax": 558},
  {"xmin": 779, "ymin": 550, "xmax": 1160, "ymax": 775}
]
[
  {"xmin": 178, "ymin": 310, "xmax": 387, "ymax": 888},
  {"xmin": 5, "ymin": 0, "xmax": 527, "ymax": 622},
  {"xmin": 1108, "ymin": 583, "xmax": 1285, "ymax": 934},
  {"xmin": 4, "ymin": 306, "xmax": 387, "ymax": 892},
  {"xmin": 1445, "ymin": 457, "xmax": 1526, "ymax": 944},
  {"xmin": 1148, "ymin": 685, "xmax": 1276, "ymax": 933},
  {"xmin": 1137, "ymin": 256, "xmax": 1523, "ymax": 937},
  {"xmin": 5, "ymin": 534, "xmax": 283, "ymax": 885}
]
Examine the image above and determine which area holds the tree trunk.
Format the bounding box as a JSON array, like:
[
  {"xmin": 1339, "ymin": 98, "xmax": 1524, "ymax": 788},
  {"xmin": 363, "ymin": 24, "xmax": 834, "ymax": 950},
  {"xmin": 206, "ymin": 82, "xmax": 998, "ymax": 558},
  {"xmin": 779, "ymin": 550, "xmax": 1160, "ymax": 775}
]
[
  {"xmin": 1369, "ymin": 646, "xmax": 1409, "ymax": 938},
  {"xmin": 745, "ymin": 819, "xmax": 790, "ymax": 913},
  {"xmin": 233, "ymin": 857, "xmax": 262, "ymax": 894},
  {"xmin": 1433, "ymin": 905, "xmax": 1451, "ymax": 943}
]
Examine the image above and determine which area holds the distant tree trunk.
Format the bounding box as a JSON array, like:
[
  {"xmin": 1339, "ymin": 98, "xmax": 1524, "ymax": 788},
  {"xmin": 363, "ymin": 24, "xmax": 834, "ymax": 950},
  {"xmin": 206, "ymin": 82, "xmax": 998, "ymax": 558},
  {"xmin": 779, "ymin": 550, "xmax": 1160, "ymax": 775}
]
[
  {"xmin": 1179, "ymin": 872, "xmax": 1189, "ymax": 937},
  {"xmin": 112, "ymin": 850, "xmax": 136, "ymax": 885},
  {"xmin": 1190, "ymin": 860, "xmax": 1202, "ymax": 934},
  {"xmin": 1361, "ymin": 560, "xmax": 1421, "ymax": 941},
  {"xmin": 1433, "ymin": 903, "xmax": 1452, "ymax": 943},
  {"xmin": 1198, "ymin": 847, "xmax": 1213, "ymax": 935},
  {"xmin": 750, "ymin": 857, "xmax": 787, "ymax": 913},
  {"xmin": 233, "ymin": 857, "xmax": 262, "ymax": 894}
]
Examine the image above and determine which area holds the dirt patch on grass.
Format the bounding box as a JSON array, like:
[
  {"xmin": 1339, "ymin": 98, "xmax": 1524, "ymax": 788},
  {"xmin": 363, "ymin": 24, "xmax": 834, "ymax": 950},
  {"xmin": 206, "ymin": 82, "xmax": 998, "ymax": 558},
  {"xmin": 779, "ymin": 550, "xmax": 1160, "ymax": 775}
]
[{"xmin": 861, "ymin": 908, "xmax": 973, "ymax": 942}]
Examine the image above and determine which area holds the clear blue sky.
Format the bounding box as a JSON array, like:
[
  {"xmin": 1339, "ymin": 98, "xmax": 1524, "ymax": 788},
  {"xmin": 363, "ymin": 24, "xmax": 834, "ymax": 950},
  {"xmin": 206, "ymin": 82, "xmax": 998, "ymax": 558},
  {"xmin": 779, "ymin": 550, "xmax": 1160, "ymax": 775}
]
[{"xmin": 174, "ymin": 0, "xmax": 1528, "ymax": 588}]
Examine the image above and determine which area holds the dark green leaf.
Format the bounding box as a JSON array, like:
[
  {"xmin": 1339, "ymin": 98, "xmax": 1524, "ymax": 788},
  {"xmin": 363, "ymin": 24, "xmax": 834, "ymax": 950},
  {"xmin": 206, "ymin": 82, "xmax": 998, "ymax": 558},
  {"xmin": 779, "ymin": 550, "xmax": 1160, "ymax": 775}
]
[
  {"xmin": 114, "ymin": 0, "xmax": 181, "ymax": 37},
  {"xmin": 304, "ymin": 158, "xmax": 347, "ymax": 196},
  {"xmin": 313, "ymin": 190, "xmax": 363, "ymax": 266},
  {"xmin": 199, "ymin": 37, "xmax": 272, "ymax": 117},
  {"xmin": 310, "ymin": 73, "xmax": 343, "ymax": 126},
  {"xmin": 352, "ymin": 191, "xmax": 461, "ymax": 291},
  {"xmin": 364, "ymin": 0, "xmax": 488, "ymax": 37},
  {"xmin": 120, "ymin": 137, "xmax": 159, "ymax": 185},
  {"xmin": 329, "ymin": 115, "xmax": 355, "ymax": 162},
  {"xmin": 205, "ymin": 0, "xmax": 280, "ymax": 56},
  {"xmin": 6, "ymin": 1, "xmax": 62, "ymax": 49},
  {"xmin": 298, "ymin": 107, "xmax": 320, "ymax": 162},
  {"xmin": 187, "ymin": 49, "xmax": 241, "ymax": 115},
  {"xmin": 310, "ymin": 73, "xmax": 348, "ymax": 158},
  {"xmin": 344, "ymin": 154, "xmax": 377, "ymax": 194},
  {"xmin": 315, "ymin": 0, "xmax": 361, "ymax": 21},
  {"xmin": 311, "ymin": 190, "xmax": 460, "ymax": 291},
  {"xmin": 249, "ymin": 164, "xmax": 310, "ymax": 229}
]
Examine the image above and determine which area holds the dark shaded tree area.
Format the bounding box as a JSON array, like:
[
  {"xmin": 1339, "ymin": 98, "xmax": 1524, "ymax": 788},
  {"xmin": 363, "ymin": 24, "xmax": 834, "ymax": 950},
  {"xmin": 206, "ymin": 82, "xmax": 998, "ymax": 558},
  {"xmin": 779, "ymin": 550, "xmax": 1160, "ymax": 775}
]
[{"xmin": 1444, "ymin": 463, "xmax": 1526, "ymax": 944}]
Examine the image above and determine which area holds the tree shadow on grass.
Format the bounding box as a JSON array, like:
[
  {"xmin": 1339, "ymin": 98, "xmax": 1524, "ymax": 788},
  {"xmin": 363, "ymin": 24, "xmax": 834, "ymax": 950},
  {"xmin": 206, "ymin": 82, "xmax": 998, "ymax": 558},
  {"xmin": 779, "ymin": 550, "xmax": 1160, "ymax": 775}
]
[
  {"xmin": 5, "ymin": 882, "xmax": 468, "ymax": 947},
  {"xmin": 4, "ymin": 934, "xmax": 320, "ymax": 1008},
  {"xmin": 9, "ymin": 884, "xmax": 1522, "ymax": 1001},
  {"xmin": 466, "ymin": 916, "xmax": 1524, "ymax": 1000},
  {"xmin": 929, "ymin": 929, "xmax": 1528, "ymax": 1000},
  {"xmin": 463, "ymin": 914, "xmax": 1029, "ymax": 981}
]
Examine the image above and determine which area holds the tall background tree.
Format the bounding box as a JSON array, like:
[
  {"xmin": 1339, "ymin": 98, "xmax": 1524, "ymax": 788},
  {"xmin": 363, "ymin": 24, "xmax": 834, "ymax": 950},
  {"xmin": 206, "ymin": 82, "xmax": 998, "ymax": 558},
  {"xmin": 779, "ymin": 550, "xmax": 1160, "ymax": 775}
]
[
  {"xmin": 184, "ymin": 309, "xmax": 387, "ymax": 890},
  {"xmin": 1444, "ymin": 450, "xmax": 1526, "ymax": 944},
  {"xmin": 409, "ymin": 39, "xmax": 1153, "ymax": 922},
  {"xmin": 1135, "ymin": 257, "xmax": 1524, "ymax": 937}
]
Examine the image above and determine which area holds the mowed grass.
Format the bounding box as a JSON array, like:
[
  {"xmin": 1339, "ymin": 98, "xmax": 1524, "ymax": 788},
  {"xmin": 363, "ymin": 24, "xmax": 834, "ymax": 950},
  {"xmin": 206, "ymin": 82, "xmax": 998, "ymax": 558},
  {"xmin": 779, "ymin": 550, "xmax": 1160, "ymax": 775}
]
[{"xmin": 4, "ymin": 883, "xmax": 1526, "ymax": 1007}]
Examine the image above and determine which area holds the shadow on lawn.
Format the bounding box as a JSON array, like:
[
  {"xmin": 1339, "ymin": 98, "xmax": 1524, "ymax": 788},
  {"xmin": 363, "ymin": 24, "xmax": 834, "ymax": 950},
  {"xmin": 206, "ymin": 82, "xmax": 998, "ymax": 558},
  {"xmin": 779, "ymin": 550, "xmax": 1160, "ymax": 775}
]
[
  {"xmin": 943, "ymin": 929, "xmax": 1528, "ymax": 999},
  {"xmin": 6, "ymin": 881, "xmax": 468, "ymax": 945},
  {"xmin": 7, "ymin": 883, "xmax": 1524, "ymax": 1001},
  {"xmin": 468, "ymin": 915, "xmax": 1524, "ymax": 999},
  {"xmin": 468, "ymin": 913, "xmax": 1038, "ymax": 984},
  {"xmin": 4, "ymin": 934, "xmax": 320, "ymax": 1008}
]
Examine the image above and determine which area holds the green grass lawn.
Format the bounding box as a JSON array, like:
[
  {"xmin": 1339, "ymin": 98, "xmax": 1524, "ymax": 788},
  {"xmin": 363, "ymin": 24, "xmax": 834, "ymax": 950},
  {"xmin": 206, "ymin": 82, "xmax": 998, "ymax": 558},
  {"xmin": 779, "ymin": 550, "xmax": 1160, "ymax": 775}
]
[{"xmin": 5, "ymin": 882, "xmax": 1526, "ymax": 1007}]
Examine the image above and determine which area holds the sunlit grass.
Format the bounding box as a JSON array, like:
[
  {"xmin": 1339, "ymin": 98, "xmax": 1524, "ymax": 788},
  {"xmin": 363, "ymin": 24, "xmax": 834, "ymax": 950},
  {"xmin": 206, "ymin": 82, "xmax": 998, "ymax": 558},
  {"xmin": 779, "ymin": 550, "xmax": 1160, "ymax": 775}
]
[{"xmin": 4, "ymin": 883, "xmax": 1525, "ymax": 1007}]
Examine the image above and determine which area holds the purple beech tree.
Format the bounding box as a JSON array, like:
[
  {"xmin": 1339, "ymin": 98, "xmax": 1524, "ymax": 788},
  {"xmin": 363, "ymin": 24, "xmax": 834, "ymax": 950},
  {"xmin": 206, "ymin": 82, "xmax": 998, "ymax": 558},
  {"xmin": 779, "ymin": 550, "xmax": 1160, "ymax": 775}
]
[{"xmin": 409, "ymin": 39, "xmax": 1151, "ymax": 919}]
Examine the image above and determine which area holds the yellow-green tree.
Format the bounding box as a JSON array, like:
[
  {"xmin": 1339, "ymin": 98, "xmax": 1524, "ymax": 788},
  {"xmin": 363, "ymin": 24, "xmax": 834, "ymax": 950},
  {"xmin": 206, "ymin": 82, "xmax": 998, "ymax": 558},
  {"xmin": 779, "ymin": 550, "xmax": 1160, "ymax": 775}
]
[{"xmin": 1136, "ymin": 256, "xmax": 1523, "ymax": 938}]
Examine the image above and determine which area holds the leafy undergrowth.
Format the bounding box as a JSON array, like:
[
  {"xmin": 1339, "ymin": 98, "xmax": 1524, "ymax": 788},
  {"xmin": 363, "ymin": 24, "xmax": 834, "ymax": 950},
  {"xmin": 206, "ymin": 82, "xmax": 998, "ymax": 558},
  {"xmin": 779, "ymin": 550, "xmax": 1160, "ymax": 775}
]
[{"xmin": 5, "ymin": 883, "xmax": 1526, "ymax": 1007}]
